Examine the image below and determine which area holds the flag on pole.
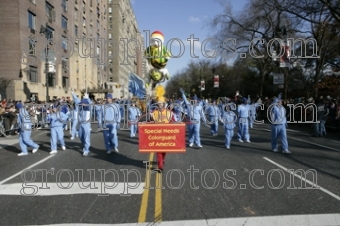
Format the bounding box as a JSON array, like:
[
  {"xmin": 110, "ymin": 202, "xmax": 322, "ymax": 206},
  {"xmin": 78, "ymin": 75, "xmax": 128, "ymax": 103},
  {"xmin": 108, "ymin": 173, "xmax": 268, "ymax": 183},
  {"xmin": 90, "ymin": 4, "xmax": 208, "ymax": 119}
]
[
  {"xmin": 214, "ymin": 75, "xmax": 219, "ymax": 88},
  {"xmin": 201, "ymin": 80, "xmax": 205, "ymax": 91},
  {"xmin": 128, "ymin": 72, "xmax": 146, "ymax": 98}
]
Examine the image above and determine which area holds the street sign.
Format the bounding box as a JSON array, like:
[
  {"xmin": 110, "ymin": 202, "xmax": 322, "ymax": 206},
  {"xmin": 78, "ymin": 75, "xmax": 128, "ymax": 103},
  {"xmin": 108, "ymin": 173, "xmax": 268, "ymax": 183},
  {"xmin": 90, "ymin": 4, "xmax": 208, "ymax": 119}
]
[{"xmin": 273, "ymin": 73, "xmax": 284, "ymax": 84}]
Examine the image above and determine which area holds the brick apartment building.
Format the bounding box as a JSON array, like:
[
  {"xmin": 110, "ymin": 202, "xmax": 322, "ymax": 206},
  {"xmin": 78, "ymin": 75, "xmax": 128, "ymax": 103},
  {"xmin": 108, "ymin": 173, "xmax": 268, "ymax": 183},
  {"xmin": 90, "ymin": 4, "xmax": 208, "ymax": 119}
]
[{"xmin": 0, "ymin": 0, "xmax": 145, "ymax": 102}]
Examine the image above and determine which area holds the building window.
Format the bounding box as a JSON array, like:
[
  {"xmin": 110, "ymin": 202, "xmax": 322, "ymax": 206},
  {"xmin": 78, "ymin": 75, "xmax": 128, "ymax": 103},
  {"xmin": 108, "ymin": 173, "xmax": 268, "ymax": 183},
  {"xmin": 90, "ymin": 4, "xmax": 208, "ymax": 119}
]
[
  {"xmin": 97, "ymin": 33, "xmax": 100, "ymax": 40},
  {"xmin": 74, "ymin": 8, "xmax": 78, "ymax": 22},
  {"xmin": 62, "ymin": 76, "xmax": 69, "ymax": 89},
  {"xmin": 45, "ymin": 2, "xmax": 54, "ymax": 19},
  {"xmin": 109, "ymin": 16, "xmax": 112, "ymax": 22},
  {"xmin": 108, "ymin": 7, "xmax": 112, "ymax": 14},
  {"xmin": 109, "ymin": 24, "xmax": 112, "ymax": 30},
  {"xmin": 29, "ymin": 39, "xmax": 36, "ymax": 55},
  {"xmin": 62, "ymin": 58, "xmax": 68, "ymax": 71},
  {"xmin": 97, "ymin": 20, "xmax": 99, "ymax": 29},
  {"xmin": 62, "ymin": 16, "xmax": 68, "ymax": 30},
  {"xmin": 62, "ymin": 36, "xmax": 68, "ymax": 50},
  {"xmin": 83, "ymin": 17, "xmax": 86, "ymax": 27},
  {"xmin": 46, "ymin": 26, "xmax": 54, "ymax": 39},
  {"xmin": 29, "ymin": 66, "xmax": 38, "ymax": 82},
  {"xmin": 108, "ymin": 33, "xmax": 112, "ymax": 39},
  {"xmin": 48, "ymin": 74, "xmax": 55, "ymax": 87},
  {"xmin": 96, "ymin": 46, "xmax": 100, "ymax": 56},
  {"xmin": 61, "ymin": 0, "xmax": 67, "ymax": 12},
  {"xmin": 74, "ymin": 25, "xmax": 78, "ymax": 37},
  {"xmin": 108, "ymin": 0, "xmax": 112, "ymax": 4},
  {"xmin": 28, "ymin": 11, "xmax": 36, "ymax": 29}
]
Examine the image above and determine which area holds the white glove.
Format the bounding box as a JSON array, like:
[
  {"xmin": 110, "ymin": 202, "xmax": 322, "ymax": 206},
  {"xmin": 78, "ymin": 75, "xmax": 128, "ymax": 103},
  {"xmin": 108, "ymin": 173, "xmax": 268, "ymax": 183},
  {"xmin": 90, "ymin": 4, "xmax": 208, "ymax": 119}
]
[{"xmin": 84, "ymin": 93, "xmax": 89, "ymax": 99}]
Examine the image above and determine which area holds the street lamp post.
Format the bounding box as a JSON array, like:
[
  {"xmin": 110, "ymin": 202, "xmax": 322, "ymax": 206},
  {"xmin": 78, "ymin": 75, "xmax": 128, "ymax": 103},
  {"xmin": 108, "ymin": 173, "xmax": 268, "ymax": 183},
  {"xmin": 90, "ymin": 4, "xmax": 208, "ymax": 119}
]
[{"xmin": 40, "ymin": 26, "xmax": 53, "ymax": 102}]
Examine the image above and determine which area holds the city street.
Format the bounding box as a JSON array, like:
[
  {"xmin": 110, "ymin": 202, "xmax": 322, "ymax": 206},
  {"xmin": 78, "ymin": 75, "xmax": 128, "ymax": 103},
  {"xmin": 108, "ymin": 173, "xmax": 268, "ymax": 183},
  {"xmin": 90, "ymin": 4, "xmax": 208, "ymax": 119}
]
[{"xmin": 0, "ymin": 122, "xmax": 339, "ymax": 225}]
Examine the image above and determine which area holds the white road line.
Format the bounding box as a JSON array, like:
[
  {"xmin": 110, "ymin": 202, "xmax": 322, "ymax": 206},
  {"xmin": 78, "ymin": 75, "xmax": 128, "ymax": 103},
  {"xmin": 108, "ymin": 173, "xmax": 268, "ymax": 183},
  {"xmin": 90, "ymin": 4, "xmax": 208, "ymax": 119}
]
[
  {"xmin": 263, "ymin": 157, "xmax": 340, "ymax": 201},
  {"xmin": 0, "ymin": 182, "xmax": 144, "ymax": 196},
  {"xmin": 0, "ymin": 155, "xmax": 55, "ymax": 185},
  {"xmin": 260, "ymin": 128, "xmax": 340, "ymax": 152},
  {"xmin": 24, "ymin": 213, "xmax": 340, "ymax": 226}
]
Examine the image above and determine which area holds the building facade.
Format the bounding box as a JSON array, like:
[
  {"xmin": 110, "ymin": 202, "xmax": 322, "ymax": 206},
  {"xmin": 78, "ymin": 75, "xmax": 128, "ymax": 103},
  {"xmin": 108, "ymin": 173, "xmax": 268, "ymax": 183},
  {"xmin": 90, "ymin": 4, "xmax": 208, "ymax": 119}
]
[
  {"xmin": 107, "ymin": 0, "xmax": 145, "ymax": 99},
  {"xmin": 0, "ymin": 0, "xmax": 109, "ymax": 102}
]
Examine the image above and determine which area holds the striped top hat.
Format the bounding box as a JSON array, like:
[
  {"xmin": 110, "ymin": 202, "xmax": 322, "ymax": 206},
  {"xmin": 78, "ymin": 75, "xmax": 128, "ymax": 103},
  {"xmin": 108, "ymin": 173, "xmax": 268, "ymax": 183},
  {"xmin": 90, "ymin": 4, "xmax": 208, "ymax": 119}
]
[{"xmin": 151, "ymin": 31, "xmax": 164, "ymax": 44}]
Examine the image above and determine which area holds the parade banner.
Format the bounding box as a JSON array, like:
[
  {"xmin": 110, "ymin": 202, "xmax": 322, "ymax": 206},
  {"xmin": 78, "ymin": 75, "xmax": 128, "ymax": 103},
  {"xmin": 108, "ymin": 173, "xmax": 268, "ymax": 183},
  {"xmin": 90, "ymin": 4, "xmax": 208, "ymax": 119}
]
[
  {"xmin": 201, "ymin": 80, "xmax": 205, "ymax": 91},
  {"xmin": 138, "ymin": 123, "xmax": 186, "ymax": 153},
  {"xmin": 214, "ymin": 75, "xmax": 219, "ymax": 88}
]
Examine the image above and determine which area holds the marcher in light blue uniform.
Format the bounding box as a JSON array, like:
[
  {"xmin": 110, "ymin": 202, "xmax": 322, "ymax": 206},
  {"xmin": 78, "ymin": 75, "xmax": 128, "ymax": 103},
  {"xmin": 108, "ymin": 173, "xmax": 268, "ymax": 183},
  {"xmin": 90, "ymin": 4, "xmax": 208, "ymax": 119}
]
[
  {"xmin": 237, "ymin": 97, "xmax": 251, "ymax": 142},
  {"xmin": 220, "ymin": 104, "xmax": 237, "ymax": 149},
  {"xmin": 180, "ymin": 88, "xmax": 207, "ymax": 148},
  {"xmin": 70, "ymin": 101, "xmax": 79, "ymax": 140},
  {"xmin": 170, "ymin": 100, "xmax": 183, "ymax": 122},
  {"xmin": 17, "ymin": 103, "xmax": 40, "ymax": 156},
  {"xmin": 95, "ymin": 99, "xmax": 103, "ymax": 131},
  {"xmin": 46, "ymin": 104, "xmax": 68, "ymax": 154},
  {"xmin": 71, "ymin": 90, "xmax": 92, "ymax": 156},
  {"xmin": 102, "ymin": 93, "xmax": 121, "ymax": 154},
  {"xmin": 206, "ymin": 100, "xmax": 220, "ymax": 136},
  {"xmin": 128, "ymin": 100, "xmax": 141, "ymax": 137},
  {"xmin": 270, "ymin": 94, "xmax": 291, "ymax": 154}
]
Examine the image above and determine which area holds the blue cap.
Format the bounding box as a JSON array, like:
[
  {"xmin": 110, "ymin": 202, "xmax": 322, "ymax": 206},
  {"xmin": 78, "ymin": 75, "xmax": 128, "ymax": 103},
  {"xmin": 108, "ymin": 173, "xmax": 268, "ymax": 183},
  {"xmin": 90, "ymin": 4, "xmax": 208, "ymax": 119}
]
[
  {"xmin": 193, "ymin": 95, "xmax": 198, "ymax": 100},
  {"xmin": 242, "ymin": 97, "xmax": 247, "ymax": 103},
  {"xmin": 106, "ymin": 93, "xmax": 113, "ymax": 99},
  {"xmin": 16, "ymin": 102, "xmax": 23, "ymax": 109}
]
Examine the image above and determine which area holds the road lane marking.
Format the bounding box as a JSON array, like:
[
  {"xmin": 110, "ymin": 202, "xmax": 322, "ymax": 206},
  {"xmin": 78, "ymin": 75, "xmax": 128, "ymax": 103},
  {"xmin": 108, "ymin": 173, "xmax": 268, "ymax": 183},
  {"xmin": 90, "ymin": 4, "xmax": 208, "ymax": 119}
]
[
  {"xmin": 21, "ymin": 213, "xmax": 340, "ymax": 225},
  {"xmin": 155, "ymin": 171, "xmax": 162, "ymax": 222},
  {"xmin": 0, "ymin": 182, "xmax": 145, "ymax": 196},
  {"xmin": 138, "ymin": 152, "xmax": 154, "ymax": 223},
  {"xmin": 0, "ymin": 155, "xmax": 55, "ymax": 185},
  {"xmin": 263, "ymin": 157, "xmax": 340, "ymax": 201}
]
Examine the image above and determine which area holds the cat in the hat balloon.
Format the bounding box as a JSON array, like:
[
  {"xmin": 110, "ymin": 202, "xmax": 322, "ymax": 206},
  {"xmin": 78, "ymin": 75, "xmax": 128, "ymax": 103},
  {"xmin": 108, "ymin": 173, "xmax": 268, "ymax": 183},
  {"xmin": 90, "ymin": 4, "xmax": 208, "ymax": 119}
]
[{"xmin": 144, "ymin": 31, "xmax": 171, "ymax": 95}]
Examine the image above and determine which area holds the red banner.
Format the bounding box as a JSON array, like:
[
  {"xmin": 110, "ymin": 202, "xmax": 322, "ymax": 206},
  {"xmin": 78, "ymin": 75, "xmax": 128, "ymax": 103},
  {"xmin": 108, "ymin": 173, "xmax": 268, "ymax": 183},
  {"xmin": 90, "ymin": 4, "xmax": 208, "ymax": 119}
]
[
  {"xmin": 138, "ymin": 123, "xmax": 186, "ymax": 153},
  {"xmin": 214, "ymin": 75, "xmax": 219, "ymax": 88}
]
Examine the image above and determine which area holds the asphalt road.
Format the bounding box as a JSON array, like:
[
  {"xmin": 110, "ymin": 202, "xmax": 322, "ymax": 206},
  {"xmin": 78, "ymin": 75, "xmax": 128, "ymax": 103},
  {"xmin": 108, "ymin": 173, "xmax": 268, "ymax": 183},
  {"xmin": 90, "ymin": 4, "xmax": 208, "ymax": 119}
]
[{"xmin": 0, "ymin": 122, "xmax": 339, "ymax": 225}]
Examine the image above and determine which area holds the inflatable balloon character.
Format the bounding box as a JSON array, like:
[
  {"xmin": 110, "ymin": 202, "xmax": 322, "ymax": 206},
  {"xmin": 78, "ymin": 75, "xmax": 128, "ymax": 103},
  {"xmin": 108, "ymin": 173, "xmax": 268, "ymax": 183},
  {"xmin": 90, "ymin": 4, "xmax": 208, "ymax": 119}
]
[{"xmin": 144, "ymin": 31, "xmax": 171, "ymax": 96}]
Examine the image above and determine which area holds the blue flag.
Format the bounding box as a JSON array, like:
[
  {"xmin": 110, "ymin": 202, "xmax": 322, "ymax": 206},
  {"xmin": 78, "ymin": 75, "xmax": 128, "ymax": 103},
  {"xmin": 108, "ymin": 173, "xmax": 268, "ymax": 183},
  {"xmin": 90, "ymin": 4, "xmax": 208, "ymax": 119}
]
[{"xmin": 128, "ymin": 72, "xmax": 146, "ymax": 98}]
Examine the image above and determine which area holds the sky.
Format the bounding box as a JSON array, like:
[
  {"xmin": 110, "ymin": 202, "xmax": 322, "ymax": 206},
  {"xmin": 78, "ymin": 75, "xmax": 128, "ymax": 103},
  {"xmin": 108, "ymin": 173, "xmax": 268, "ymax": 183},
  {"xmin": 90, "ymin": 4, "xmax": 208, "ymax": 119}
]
[{"xmin": 131, "ymin": 0, "xmax": 248, "ymax": 76}]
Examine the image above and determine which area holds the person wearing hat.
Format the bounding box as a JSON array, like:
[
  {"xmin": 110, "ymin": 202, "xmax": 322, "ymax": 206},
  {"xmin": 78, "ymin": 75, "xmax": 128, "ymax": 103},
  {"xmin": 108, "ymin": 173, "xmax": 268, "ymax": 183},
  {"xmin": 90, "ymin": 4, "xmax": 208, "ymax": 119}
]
[
  {"xmin": 102, "ymin": 93, "xmax": 121, "ymax": 154},
  {"xmin": 46, "ymin": 103, "xmax": 68, "ymax": 154},
  {"xmin": 95, "ymin": 99, "xmax": 103, "ymax": 132},
  {"xmin": 220, "ymin": 104, "xmax": 237, "ymax": 149},
  {"xmin": 71, "ymin": 89, "xmax": 92, "ymax": 156},
  {"xmin": 180, "ymin": 88, "xmax": 207, "ymax": 148},
  {"xmin": 150, "ymin": 86, "xmax": 172, "ymax": 171},
  {"xmin": 16, "ymin": 103, "xmax": 40, "ymax": 156},
  {"xmin": 237, "ymin": 97, "xmax": 251, "ymax": 142},
  {"xmin": 128, "ymin": 100, "xmax": 141, "ymax": 137},
  {"xmin": 206, "ymin": 100, "xmax": 220, "ymax": 136},
  {"xmin": 269, "ymin": 94, "xmax": 290, "ymax": 154}
]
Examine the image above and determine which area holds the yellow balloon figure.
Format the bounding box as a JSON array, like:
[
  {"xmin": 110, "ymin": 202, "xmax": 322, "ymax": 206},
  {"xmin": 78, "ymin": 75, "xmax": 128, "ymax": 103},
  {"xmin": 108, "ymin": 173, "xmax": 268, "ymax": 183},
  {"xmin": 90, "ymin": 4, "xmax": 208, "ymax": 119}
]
[{"xmin": 144, "ymin": 31, "xmax": 171, "ymax": 96}]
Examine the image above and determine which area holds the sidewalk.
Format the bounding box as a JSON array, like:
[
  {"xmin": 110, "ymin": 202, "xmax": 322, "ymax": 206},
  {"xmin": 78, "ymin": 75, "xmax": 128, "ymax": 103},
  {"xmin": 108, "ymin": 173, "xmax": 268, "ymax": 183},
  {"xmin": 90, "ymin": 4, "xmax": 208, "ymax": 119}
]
[{"xmin": 0, "ymin": 135, "xmax": 19, "ymax": 148}]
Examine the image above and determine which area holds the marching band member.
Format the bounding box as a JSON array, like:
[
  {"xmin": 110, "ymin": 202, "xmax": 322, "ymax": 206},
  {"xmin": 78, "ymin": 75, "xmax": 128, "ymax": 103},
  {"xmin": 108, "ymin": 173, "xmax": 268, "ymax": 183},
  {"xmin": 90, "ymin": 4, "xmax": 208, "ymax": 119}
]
[
  {"xmin": 128, "ymin": 100, "xmax": 141, "ymax": 138},
  {"xmin": 102, "ymin": 93, "xmax": 121, "ymax": 154},
  {"xmin": 71, "ymin": 89, "xmax": 92, "ymax": 156},
  {"xmin": 17, "ymin": 103, "xmax": 40, "ymax": 156},
  {"xmin": 180, "ymin": 88, "xmax": 207, "ymax": 148},
  {"xmin": 46, "ymin": 104, "xmax": 68, "ymax": 154},
  {"xmin": 270, "ymin": 94, "xmax": 291, "ymax": 154},
  {"xmin": 237, "ymin": 97, "xmax": 251, "ymax": 142},
  {"xmin": 70, "ymin": 101, "xmax": 79, "ymax": 140},
  {"xmin": 206, "ymin": 100, "xmax": 220, "ymax": 136},
  {"xmin": 220, "ymin": 104, "xmax": 237, "ymax": 149}
]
